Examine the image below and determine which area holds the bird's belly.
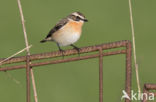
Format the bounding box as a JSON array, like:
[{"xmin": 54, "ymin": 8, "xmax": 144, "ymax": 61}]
[{"xmin": 53, "ymin": 31, "xmax": 81, "ymax": 46}]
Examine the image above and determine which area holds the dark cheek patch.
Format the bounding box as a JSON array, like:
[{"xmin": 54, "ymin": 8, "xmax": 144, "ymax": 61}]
[{"xmin": 75, "ymin": 16, "xmax": 81, "ymax": 21}]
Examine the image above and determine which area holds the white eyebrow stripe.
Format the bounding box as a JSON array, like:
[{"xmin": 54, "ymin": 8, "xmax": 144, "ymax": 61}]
[{"xmin": 72, "ymin": 12, "xmax": 84, "ymax": 19}]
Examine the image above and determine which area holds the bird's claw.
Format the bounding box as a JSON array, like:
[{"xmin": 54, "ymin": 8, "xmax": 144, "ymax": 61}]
[
  {"xmin": 59, "ymin": 49, "xmax": 65, "ymax": 58},
  {"xmin": 73, "ymin": 47, "xmax": 80, "ymax": 56}
]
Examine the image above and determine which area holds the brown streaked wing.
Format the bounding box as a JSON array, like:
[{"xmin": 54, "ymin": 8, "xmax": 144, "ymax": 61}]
[{"xmin": 46, "ymin": 18, "xmax": 69, "ymax": 38}]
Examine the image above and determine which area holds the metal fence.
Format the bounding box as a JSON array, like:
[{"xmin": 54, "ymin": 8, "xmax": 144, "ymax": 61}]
[
  {"xmin": 0, "ymin": 40, "xmax": 132, "ymax": 102},
  {"xmin": 142, "ymin": 84, "xmax": 156, "ymax": 102}
]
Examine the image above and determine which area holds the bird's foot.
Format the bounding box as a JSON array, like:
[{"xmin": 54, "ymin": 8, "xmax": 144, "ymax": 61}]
[
  {"xmin": 74, "ymin": 47, "xmax": 81, "ymax": 56},
  {"xmin": 71, "ymin": 44, "xmax": 80, "ymax": 56},
  {"xmin": 59, "ymin": 49, "xmax": 65, "ymax": 58}
]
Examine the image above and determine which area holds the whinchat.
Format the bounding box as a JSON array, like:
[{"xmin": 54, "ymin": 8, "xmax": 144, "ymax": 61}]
[{"xmin": 40, "ymin": 12, "xmax": 88, "ymax": 55}]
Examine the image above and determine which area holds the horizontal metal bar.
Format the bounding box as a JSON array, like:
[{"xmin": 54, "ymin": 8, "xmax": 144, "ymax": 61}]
[
  {"xmin": 0, "ymin": 40, "xmax": 130, "ymax": 65},
  {"xmin": 142, "ymin": 84, "xmax": 156, "ymax": 102},
  {"xmin": 144, "ymin": 83, "xmax": 156, "ymax": 90},
  {"xmin": 0, "ymin": 50, "xmax": 126, "ymax": 71}
]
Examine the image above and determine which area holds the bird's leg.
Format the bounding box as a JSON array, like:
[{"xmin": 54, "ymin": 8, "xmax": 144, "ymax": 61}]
[
  {"xmin": 70, "ymin": 44, "xmax": 80, "ymax": 56},
  {"xmin": 57, "ymin": 43, "xmax": 65, "ymax": 58}
]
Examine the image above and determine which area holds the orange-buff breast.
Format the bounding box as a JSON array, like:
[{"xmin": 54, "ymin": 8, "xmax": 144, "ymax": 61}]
[{"xmin": 67, "ymin": 21, "xmax": 83, "ymax": 34}]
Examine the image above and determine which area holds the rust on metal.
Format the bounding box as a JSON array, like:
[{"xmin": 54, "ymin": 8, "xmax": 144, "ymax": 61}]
[
  {"xmin": 142, "ymin": 83, "xmax": 156, "ymax": 102},
  {"xmin": 125, "ymin": 40, "xmax": 132, "ymax": 102},
  {"xmin": 26, "ymin": 55, "xmax": 31, "ymax": 102},
  {"xmin": 144, "ymin": 83, "xmax": 156, "ymax": 90},
  {"xmin": 0, "ymin": 40, "xmax": 132, "ymax": 102},
  {"xmin": 0, "ymin": 40, "xmax": 129, "ymax": 65},
  {"xmin": 0, "ymin": 50, "xmax": 126, "ymax": 71},
  {"xmin": 98, "ymin": 48, "xmax": 103, "ymax": 102}
]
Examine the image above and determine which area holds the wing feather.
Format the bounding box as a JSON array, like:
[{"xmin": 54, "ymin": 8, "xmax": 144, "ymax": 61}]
[{"xmin": 45, "ymin": 18, "xmax": 68, "ymax": 39}]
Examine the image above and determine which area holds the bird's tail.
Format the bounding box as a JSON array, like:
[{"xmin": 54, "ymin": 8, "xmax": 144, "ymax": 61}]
[{"xmin": 40, "ymin": 39, "xmax": 47, "ymax": 43}]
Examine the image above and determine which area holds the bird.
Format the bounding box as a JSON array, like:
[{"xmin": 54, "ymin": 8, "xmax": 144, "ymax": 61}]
[{"xmin": 40, "ymin": 12, "xmax": 88, "ymax": 56}]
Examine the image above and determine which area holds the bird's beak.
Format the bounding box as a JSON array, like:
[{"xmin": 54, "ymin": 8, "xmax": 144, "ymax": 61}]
[{"xmin": 83, "ymin": 19, "xmax": 88, "ymax": 22}]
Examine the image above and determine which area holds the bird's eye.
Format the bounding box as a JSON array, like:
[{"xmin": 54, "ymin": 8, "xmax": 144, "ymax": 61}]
[{"xmin": 76, "ymin": 16, "xmax": 81, "ymax": 21}]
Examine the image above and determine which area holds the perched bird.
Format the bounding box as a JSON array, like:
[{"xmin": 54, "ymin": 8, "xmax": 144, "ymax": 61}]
[{"xmin": 40, "ymin": 12, "xmax": 88, "ymax": 56}]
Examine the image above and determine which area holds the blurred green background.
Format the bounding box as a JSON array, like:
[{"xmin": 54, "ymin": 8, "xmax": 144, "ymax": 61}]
[{"xmin": 0, "ymin": 0, "xmax": 156, "ymax": 102}]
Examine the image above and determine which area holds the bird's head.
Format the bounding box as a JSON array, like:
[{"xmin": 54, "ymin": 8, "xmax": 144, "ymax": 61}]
[{"xmin": 68, "ymin": 12, "xmax": 88, "ymax": 23}]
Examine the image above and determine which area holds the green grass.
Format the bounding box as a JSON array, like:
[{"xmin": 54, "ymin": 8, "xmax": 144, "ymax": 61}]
[{"xmin": 0, "ymin": 0, "xmax": 156, "ymax": 102}]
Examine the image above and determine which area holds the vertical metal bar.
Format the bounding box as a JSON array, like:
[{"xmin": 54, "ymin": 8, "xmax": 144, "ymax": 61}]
[
  {"xmin": 125, "ymin": 42, "xmax": 132, "ymax": 102},
  {"xmin": 98, "ymin": 48, "xmax": 103, "ymax": 102},
  {"xmin": 26, "ymin": 55, "xmax": 31, "ymax": 102},
  {"xmin": 142, "ymin": 86, "xmax": 148, "ymax": 102}
]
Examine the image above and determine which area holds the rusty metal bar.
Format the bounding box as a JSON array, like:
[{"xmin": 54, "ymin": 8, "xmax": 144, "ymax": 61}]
[
  {"xmin": 0, "ymin": 40, "xmax": 129, "ymax": 65},
  {"xmin": 0, "ymin": 40, "xmax": 132, "ymax": 102},
  {"xmin": 142, "ymin": 83, "xmax": 156, "ymax": 102},
  {"xmin": 144, "ymin": 84, "xmax": 156, "ymax": 90},
  {"xmin": 26, "ymin": 55, "xmax": 31, "ymax": 102},
  {"xmin": 98, "ymin": 48, "xmax": 103, "ymax": 102},
  {"xmin": 125, "ymin": 41, "xmax": 132, "ymax": 102},
  {"xmin": 0, "ymin": 50, "xmax": 126, "ymax": 71},
  {"xmin": 142, "ymin": 85, "xmax": 148, "ymax": 102}
]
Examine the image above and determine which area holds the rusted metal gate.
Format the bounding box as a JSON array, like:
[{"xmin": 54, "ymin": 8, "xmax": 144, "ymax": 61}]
[
  {"xmin": 142, "ymin": 84, "xmax": 156, "ymax": 102},
  {"xmin": 0, "ymin": 40, "xmax": 132, "ymax": 102}
]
